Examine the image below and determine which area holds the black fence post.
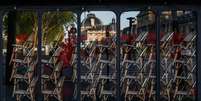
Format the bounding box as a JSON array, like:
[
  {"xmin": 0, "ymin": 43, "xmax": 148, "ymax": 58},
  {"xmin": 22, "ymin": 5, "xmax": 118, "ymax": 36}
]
[
  {"xmin": 6, "ymin": 10, "xmax": 16, "ymax": 86},
  {"xmin": 196, "ymin": 7, "xmax": 201, "ymax": 101},
  {"xmin": 155, "ymin": 8, "xmax": 161, "ymax": 101},
  {"xmin": 0, "ymin": 10, "xmax": 3, "ymax": 100},
  {"xmin": 36, "ymin": 10, "xmax": 43, "ymax": 101},
  {"xmin": 114, "ymin": 10, "xmax": 121, "ymax": 101},
  {"xmin": 6, "ymin": 10, "xmax": 16, "ymax": 100},
  {"xmin": 76, "ymin": 10, "xmax": 82, "ymax": 101}
]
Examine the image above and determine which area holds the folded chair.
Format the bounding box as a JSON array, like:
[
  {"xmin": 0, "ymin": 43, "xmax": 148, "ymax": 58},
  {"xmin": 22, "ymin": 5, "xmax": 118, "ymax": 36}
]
[
  {"xmin": 13, "ymin": 77, "xmax": 38, "ymax": 101},
  {"xmin": 42, "ymin": 76, "xmax": 65, "ymax": 101},
  {"xmin": 41, "ymin": 61, "xmax": 63, "ymax": 86},
  {"xmin": 10, "ymin": 46, "xmax": 35, "ymax": 82},
  {"xmin": 12, "ymin": 60, "xmax": 37, "ymax": 98},
  {"xmin": 80, "ymin": 56, "xmax": 95, "ymax": 96},
  {"xmin": 88, "ymin": 43, "xmax": 115, "ymax": 100},
  {"xmin": 140, "ymin": 46, "xmax": 156, "ymax": 101}
]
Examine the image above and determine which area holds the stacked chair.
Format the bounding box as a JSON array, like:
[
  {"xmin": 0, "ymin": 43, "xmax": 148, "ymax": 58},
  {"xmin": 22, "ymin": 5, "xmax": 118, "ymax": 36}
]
[
  {"xmin": 41, "ymin": 41, "xmax": 65, "ymax": 101},
  {"xmin": 134, "ymin": 32, "xmax": 156, "ymax": 101},
  {"xmin": 120, "ymin": 32, "xmax": 145, "ymax": 101},
  {"xmin": 10, "ymin": 41, "xmax": 38, "ymax": 101},
  {"xmin": 94, "ymin": 43, "xmax": 116, "ymax": 101},
  {"xmin": 160, "ymin": 32, "xmax": 196, "ymax": 101},
  {"xmin": 160, "ymin": 32, "xmax": 175, "ymax": 101},
  {"xmin": 79, "ymin": 43, "xmax": 97, "ymax": 101},
  {"xmin": 119, "ymin": 31, "xmax": 196, "ymax": 101},
  {"xmin": 10, "ymin": 31, "xmax": 196, "ymax": 101},
  {"xmin": 79, "ymin": 38, "xmax": 116, "ymax": 101}
]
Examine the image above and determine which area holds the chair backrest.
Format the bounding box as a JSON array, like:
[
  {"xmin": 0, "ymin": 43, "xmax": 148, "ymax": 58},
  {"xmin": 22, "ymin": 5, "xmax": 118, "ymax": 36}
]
[
  {"xmin": 54, "ymin": 61, "xmax": 63, "ymax": 72},
  {"xmin": 184, "ymin": 32, "xmax": 196, "ymax": 42},
  {"xmin": 23, "ymin": 41, "xmax": 33, "ymax": 48},
  {"xmin": 139, "ymin": 47, "xmax": 148, "ymax": 57},
  {"xmin": 53, "ymin": 47, "xmax": 62, "ymax": 57},
  {"xmin": 26, "ymin": 47, "xmax": 34, "ymax": 57},
  {"xmin": 161, "ymin": 32, "xmax": 174, "ymax": 42},
  {"xmin": 140, "ymin": 32, "xmax": 149, "ymax": 42}
]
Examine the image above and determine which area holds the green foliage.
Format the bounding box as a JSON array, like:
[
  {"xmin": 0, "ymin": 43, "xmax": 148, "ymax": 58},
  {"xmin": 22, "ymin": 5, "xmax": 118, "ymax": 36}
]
[
  {"xmin": 15, "ymin": 11, "xmax": 37, "ymax": 35},
  {"xmin": 42, "ymin": 11, "xmax": 76, "ymax": 44},
  {"xmin": 3, "ymin": 11, "xmax": 76, "ymax": 45}
]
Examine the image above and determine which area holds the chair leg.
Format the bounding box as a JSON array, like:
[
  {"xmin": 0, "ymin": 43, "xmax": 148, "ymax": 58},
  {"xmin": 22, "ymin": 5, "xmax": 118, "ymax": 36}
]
[
  {"xmin": 16, "ymin": 95, "xmax": 21, "ymax": 101},
  {"xmin": 44, "ymin": 95, "xmax": 48, "ymax": 101},
  {"xmin": 30, "ymin": 93, "xmax": 35, "ymax": 101}
]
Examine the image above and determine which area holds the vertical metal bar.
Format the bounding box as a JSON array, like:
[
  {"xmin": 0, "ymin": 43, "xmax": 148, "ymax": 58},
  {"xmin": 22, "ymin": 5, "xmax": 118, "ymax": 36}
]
[
  {"xmin": 36, "ymin": 10, "xmax": 43, "ymax": 101},
  {"xmin": 0, "ymin": 10, "xmax": 3, "ymax": 100},
  {"xmin": 196, "ymin": 8, "xmax": 201, "ymax": 101},
  {"xmin": 155, "ymin": 9, "xmax": 161, "ymax": 101},
  {"xmin": 6, "ymin": 10, "xmax": 16, "ymax": 86},
  {"xmin": 6, "ymin": 10, "xmax": 16, "ymax": 100},
  {"xmin": 76, "ymin": 11, "xmax": 81, "ymax": 101},
  {"xmin": 172, "ymin": 10, "xmax": 177, "ymax": 32},
  {"xmin": 115, "ymin": 11, "xmax": 121, "ymax": 101}
]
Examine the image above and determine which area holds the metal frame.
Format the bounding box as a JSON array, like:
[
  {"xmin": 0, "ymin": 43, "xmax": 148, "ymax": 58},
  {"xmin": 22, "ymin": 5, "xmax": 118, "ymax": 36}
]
[
  {"xmin": 196, "ymin": 7, "xmax": 201, "ymax": 101},
  {"xmin": 0, "ymin": 10, "xmax": 3, "ymax": 100},
  {"xmin": 36, "ymin": 10, "xmax": 43, "ymax": 101},
  {"xmin": 114, "ymin": 10, "xmax": 121, "ymax": 101},
  {"xmin": 76, "ymin": 10, "xmax": 82, "ymax": 101},
  {"xmin": 0, "ymin": 5, "xmax": 200, "ymax": 13},
  {"xmin": 0, "ymin": 5, "xmax": 200, "ymax": 101},
  {"xmin": 155, "ymin": 9, "xmax": 161, "ymax": 101}
]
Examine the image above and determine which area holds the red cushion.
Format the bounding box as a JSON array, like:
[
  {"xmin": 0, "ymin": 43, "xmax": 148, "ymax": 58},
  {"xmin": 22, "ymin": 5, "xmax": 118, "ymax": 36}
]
[
  {"xmin": 145, "ymin": 32, "xmax": 164, "ymax": 44},
  {"xmin": 63, "ymin": 82, "xmax": 74, "ymax": 96},
  {"xmin": 146, "ymin": 32, "xmax": 156, "ymax": 44},
  {"xmin": 172, "ymin": 32, "xmax": 184, "ymax": 45}
]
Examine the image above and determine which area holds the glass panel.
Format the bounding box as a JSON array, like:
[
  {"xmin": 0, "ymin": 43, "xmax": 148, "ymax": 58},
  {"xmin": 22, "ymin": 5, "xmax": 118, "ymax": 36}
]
[
  {"xmin": 160, "ymin": 10, "xmax": 197, "ymax": 101},
  {"xmin": 41, "ymin": 11, "xmax": 77, "ymax": 101},
  {"xmin": 1, "ymin": 8, "xmax": 198, "ymax": 101},
  {"xmin": 120, "ymin": 11, "xmax": 156, "ymax": 101},
  {"xmin": 80, "ymin": 11, "xmax": 116, "ymax": 101},
  {"xmin": 7, "ymin": 11, "xmax": 38, "ymax": 101}
]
